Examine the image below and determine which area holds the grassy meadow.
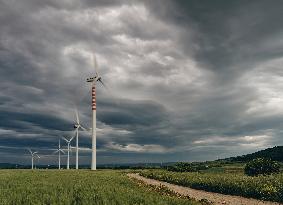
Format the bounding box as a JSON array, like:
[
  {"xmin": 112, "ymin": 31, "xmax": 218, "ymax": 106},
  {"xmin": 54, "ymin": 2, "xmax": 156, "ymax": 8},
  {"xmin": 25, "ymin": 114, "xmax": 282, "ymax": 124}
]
[
  {"xmin": 0, "ymin": 169, "xmax": 200, "ymax": 205},
  {"xmin": 1, "ymin": 162, "xmax": 282, "ymax": 204},
  {"xmin": 139, "ymin": 166, "xmax": 283, "ymax": 203}
]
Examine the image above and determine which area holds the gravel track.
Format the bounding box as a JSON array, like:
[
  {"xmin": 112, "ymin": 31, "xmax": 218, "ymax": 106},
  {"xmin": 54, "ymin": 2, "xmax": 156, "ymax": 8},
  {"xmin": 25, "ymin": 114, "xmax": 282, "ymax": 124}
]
[{"xmin": 128, "ymin": 173, "xmax": 281, "ymax": 205}]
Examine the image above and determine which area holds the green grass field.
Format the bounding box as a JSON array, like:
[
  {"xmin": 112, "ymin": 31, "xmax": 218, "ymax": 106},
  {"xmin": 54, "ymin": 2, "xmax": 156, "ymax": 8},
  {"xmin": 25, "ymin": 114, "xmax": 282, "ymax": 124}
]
[
  {"xmin": 139, "ymin": 169, "xmax": 283, "ymax": 203},
  {"xmin": 0, "ymin": 170, "xmax": 200, "ymax": 205}
]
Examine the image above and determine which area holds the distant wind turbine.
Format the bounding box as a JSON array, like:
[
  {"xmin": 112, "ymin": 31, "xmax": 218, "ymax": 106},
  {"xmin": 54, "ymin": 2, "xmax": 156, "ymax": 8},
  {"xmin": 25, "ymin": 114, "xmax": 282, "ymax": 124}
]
[
  {"xmin": 73, "ymin": 108, "xmax": 87, "ymax": 169},
  {"xmin": 28, "ymin": 149, "xmax": 40, "ymax": 170},
  {"xmin": 62, "ymin": 135, "xmax": 75, "ymax": 169},
  {"xmin": 54, "ymin": 139, "xmax": 65, "ymax": 169}
]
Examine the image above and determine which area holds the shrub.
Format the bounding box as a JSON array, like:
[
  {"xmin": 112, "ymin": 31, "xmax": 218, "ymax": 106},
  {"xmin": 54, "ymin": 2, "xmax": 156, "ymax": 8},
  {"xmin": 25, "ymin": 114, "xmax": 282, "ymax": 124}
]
[{"xmin": 244, "ymin": 158, "xmax": 280, "ymax": 176}]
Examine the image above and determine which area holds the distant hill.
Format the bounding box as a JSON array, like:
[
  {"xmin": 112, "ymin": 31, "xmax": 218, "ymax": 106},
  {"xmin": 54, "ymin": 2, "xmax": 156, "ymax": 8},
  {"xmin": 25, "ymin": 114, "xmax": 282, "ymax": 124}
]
[
  {"xmin": 1, "ymin": 146, "xmax": 282, "ymax": 169},
  {"xmin": 226, "ymin": 146, "xmax": 283, "ymax": 162}
]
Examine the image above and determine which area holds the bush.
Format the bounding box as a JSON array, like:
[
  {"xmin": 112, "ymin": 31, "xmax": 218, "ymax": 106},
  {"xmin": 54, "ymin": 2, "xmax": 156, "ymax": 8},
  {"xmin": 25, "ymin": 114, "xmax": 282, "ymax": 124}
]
[{"xmin": 244, "ymin": 158, "xmax": 280, "ymax": 176}]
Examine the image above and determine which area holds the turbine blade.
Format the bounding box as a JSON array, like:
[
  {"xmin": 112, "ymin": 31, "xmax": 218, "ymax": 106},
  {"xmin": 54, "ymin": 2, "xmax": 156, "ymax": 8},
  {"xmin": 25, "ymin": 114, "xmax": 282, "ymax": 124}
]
[
  {"xmin": 28, "ymin": 148, "xmax": 32, "ymax": 154},
  {"xmin": 97, "ymin": 78, "xmax": 114, "ymax": 97},
  {"xmin": 60, "ymin": 149, "xmax": 66, "ymax": 154},
  {"xmin": 92, "ymin": 53, "xmax": 98, "ymax": 77},
  {"xmin": 97, "ymin": 79, "xmax": 120, "ymax": 106},
  {"xmin": 98, "ymin": 78, "xmax": 106, "ymax": 88},
  {"xmin": 53, "ymin": 150, "xmax": 59, "ymax": 155},
  {"xmin": 91, "ymin": 53, "xmax": 119, "ymax": 106},
  {"xmin": 62, "ymin": 136, "xmax": 68, "ymax": 143},
  {"xmin": 70, "ymin": 130, "xmax": 76, "ymax": 142},
  {"xmin": 75, "ymin": 107, "xmax": 80, "ymax": 124},
  {"xmin": 35, "ymin": 154, "xmax": 40, "ymax": 158},
  {"xmin": 80, "ymin": 125, "xmax": 89, "ymax": 132}
]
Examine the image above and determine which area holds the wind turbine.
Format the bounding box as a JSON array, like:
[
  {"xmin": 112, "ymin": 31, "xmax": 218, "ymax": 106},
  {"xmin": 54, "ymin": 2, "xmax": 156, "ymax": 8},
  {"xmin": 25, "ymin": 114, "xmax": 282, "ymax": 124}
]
[
  {"xmin": 87, "ymin": 53, "xmax": 106, "ymax": 170},
  {"xmin": 28, "ymin": 149, "xmax": 40, "ymax": 170},
  {"xmin": 73, "ymin": 108, "xmax": 87, "ymax": 169},
  {"xmin": 54, "ymin": 139, "xmax": 65, "ymax": 169},
  {"xmin": 62, "ymin": 135, "xmax": 75, "ymax": 169}
]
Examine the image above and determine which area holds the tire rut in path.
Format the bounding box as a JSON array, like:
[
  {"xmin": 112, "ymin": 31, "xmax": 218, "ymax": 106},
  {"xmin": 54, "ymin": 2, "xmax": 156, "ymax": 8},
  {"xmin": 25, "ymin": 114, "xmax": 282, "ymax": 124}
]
[{"xmin": 127, "ymin": 173, "xmax": 281, "ymax": 205}]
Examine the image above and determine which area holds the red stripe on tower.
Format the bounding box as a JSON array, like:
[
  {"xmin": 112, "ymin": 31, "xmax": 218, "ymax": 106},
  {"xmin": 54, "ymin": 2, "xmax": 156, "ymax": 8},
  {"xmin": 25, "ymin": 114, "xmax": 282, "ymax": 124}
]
[{"xmin": 92, "ymin": 85, "xmax": 96, "ymax": 110}]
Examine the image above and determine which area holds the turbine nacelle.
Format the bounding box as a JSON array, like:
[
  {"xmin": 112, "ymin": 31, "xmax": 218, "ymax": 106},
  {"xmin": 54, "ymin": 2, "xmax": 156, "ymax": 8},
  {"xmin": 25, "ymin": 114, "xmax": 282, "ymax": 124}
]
[{"xmin": 86, "ymin": 76, "xmax": 97, "ymax": 82}]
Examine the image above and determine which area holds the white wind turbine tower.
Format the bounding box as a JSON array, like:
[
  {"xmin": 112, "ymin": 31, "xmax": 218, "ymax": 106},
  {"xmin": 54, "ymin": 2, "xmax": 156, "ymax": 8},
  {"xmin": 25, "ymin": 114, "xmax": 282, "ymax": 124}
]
[
  {"xmin": 54, "ymin": 139, "xmax": 65, "ymax": 169},
  {"xmin": 28, "ymin": 149, "xmax": 40, "ymax": 170},
  {"xmin": 87, "ymin": 53, "xmax": 106, "ymax": 170},
  {"xmin": 73, "ymin": 109, "xmax": 87, "ymax": 169},
  {"xmin": 62, "ymin": 135, "xmax": 75, "ymax": 169}
]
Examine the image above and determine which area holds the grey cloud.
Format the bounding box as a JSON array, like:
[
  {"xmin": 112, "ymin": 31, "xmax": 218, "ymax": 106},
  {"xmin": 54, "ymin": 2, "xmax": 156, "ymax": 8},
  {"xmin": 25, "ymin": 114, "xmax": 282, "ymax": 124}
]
[
  {"xmin": 98, "ymin": 99, "xmax": 169, "ymax": 126},
  {"xmin": 144, "ymin": 0, "xmax": 283, "ymax": 81},
  {"xmin": 0, "ymin": 0, "xmax": 283, "ymax": 164}
]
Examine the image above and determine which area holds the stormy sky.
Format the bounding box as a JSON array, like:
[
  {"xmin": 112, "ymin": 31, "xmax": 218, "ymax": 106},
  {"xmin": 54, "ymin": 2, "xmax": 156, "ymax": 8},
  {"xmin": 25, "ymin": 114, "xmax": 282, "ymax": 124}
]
[{"xmin": 0, "ymin": 0, "xmax": 283, "ymax": 165}]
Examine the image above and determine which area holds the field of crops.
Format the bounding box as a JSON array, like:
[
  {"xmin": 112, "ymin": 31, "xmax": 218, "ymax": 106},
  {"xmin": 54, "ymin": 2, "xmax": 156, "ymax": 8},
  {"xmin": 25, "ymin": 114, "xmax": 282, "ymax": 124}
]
[
  {"xmin": 139, "ymin": 170, "xmax": 283, "ymax": 203},
  {"xmin": 0, "ymin": 170, "xmax": 200, "ymax": 205}
]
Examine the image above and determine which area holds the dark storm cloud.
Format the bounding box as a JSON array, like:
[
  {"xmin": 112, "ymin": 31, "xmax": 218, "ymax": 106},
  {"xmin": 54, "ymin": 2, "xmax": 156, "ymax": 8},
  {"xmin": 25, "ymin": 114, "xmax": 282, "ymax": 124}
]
[
  {"xmin": 178, "ymin": 0, "xmax": 283, "ymax": 80},
  {"xmin": 98, "ymin": 99, "xmax": 169, "ymax": 126},
  {"xmin": 145, "ymin": 0, "xmax": 283, "ymax": 81},
  {"xmin": 0, "ymin": 0, "xmax": 283, "ymax": 164},
  {"xmin": 0, "ymin": 111, "xmax": 71, "ymax": 131}
]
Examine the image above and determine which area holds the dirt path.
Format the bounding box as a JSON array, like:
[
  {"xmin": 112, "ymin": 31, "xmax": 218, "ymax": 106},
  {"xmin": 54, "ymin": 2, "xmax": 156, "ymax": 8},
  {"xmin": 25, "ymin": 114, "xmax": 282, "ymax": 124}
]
[{"xmin": 128, "ymin": 173, "xmax": 281, "ymax": 205}]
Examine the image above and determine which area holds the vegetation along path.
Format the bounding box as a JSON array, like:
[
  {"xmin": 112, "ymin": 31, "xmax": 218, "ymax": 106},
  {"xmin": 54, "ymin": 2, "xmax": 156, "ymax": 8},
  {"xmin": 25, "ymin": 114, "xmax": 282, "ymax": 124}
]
[{"xmin": 128, "ymin": 173, "xmax": 281, "ymax": 205}]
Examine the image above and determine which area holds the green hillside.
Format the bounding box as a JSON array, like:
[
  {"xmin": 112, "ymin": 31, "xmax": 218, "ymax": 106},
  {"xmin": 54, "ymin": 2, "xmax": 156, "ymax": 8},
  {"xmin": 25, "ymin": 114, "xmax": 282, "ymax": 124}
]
[{"xmin": 227, "ymin": 146, "xmax": 283, "ymax": 162}]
